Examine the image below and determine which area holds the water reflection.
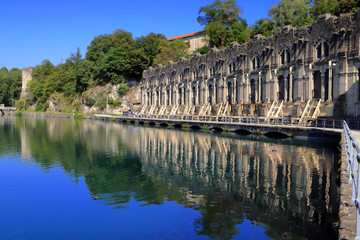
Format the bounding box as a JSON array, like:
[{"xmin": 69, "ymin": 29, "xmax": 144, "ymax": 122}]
[{"xmin": 0, "ymin": 117, "xmax": 339, "ymax": 239}]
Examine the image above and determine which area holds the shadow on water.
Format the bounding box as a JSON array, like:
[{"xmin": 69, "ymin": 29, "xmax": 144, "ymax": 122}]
[{"xmin": 0, "ymin": 117, "xmax": 341, "ymax": 240}]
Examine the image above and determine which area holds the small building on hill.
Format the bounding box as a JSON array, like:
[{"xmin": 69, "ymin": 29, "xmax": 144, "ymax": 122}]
[{"xmin": 168, "ymin": 31, "xmax": 207, "ymax": 53}]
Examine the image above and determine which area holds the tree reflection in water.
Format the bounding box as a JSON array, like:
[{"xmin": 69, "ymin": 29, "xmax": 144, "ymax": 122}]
[{"xmin": 0, "ymin": 117, "xmax": 340, "ymax": 239}]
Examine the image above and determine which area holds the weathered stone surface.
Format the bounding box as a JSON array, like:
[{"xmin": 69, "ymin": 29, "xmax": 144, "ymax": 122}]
[
  {"xmin": 141, "ymin": 12, "xmax": 360, "ymax": 118},
  {"xmin": 20, "ymin": 67, "xmax": 33, "ymax": 99}
]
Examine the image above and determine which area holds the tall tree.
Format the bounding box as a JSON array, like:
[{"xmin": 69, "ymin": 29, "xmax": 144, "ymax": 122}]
[
  {"xmin": 197, "ymin": 0, "xmax": 249, "ymax": 48},
  {"xmin": 269, "ymin": 0, "xmax": 313, "ymax": 29},
  {"xmin": 250, "ymin": 0, "xmax": 312, "ymax": 38},
  {"xmin": 153, "ymin": 39, "xmax": 188, "ymax": 66}
]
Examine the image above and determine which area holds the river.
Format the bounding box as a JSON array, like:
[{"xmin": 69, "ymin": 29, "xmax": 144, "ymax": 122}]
[{"xmin": 0, "ymin": 117, "xmax": 340, "ymax": 239}]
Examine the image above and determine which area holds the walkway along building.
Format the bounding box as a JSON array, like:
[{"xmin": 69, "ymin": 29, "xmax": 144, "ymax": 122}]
[{"xmin": 140, "ymin": 12, "xmax": 360, "ymax": 120}]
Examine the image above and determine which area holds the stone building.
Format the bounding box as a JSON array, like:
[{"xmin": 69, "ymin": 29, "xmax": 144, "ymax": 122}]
[
  {"xmin": 168, "ymin": 31, "xmax": 207, "ymax": 53},
  {"xmin": 20, "ymin": 67, "xmax": 33, "ymax": 99},
  {"xmin": 141, "ymin": 12, "xmax": 360, "ymax": 118}
]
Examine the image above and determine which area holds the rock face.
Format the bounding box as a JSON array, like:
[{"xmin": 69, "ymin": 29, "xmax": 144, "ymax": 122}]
[
  {"xmin": 20, "ymin": 67, "xmax": 33, "ymax": 99},
  {"xmin": 141, "ymin": 11, "xmax": 360, "ymax": 118}
]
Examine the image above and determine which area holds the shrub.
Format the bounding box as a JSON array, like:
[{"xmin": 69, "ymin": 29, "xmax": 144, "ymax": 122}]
[
  {"xmin": 118, "ymin": 83, "xmax": 130, "ymax": 96},
  {"xmin": 108, "ymin": 98, "xmax": 122, "ymax": 108}
]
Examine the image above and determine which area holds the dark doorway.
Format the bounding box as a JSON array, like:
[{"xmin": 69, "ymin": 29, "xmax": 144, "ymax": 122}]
[
  {"xmin": 227, "ymin": 82, "xmax": 232, "ymax": 104},
  {"xmin": 208, "ymin": 85, "xmax": 213, "ymax": 104},
  {"xmin": 325, "ymin": 70, "xmax": 329, "ymax": 101},
  {"xmin": 250, "ymin": 79, "xmax": 256, "ymax": 104},
  {"xmin": 278, "ymin": 75, "xmax": 285, "ymax": 101},
  {"xmin": 313, "ymin": 71, "xmax": 321, "ymax": 99},
  {"xmin": 166, "ymin": 90, "xmax": 170, "ymax": 105}
]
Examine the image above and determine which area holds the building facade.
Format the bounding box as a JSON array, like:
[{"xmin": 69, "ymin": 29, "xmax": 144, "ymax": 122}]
[
  {"xmin": 168, "ymin": 31, "xmax": 207, "ymax": 53},
  {"xmin": 141, "ymin": 12, "xmax": 360, "ymax": 118}
]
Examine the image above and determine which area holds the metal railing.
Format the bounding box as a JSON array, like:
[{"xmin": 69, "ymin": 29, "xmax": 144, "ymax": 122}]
[
  {"xmin": 344, "ymin": 120, "xmax": 360, "ymax": 240},
  {"xmin": 136, "ymin": 113, "xmax": 344, "ymax": 129}
]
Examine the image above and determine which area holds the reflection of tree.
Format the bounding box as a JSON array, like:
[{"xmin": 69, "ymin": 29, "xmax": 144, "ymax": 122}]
[
  {"xmin": 0, "ymin": 117, "xmax": 340, "ymax": 240},
  {"xmin": 3, "ymin": 117, "xmax": 187, "ymax": 209}
]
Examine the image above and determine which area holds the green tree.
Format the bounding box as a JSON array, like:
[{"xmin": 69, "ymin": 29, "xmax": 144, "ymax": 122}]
[
  {"xmin": 250, "ymin": 0, "xmax": 313, "ymax": 37},
  {"xmin": 198, "ymin": 0, "xmax": 249, "ymax": 47},
  {"xmin": 269, "ymin": 0, "xmax": 313, "ymax": 29},
  {"xmin": 136, "ymin": 33, "xmax": 168, "ymax": 66},
  {"xmin": 153, "ymin": 39, "xmax": 188, "ymax": 66},
  {"xmin": 338, "ymin": 0, "xmax": 360, "ymax": 13},
  {"xmin": 250, "ymin": 18, "xmax": 278, "ymax": 37},
  {"xmin": 28, "ymin": 60, "xmax": 56, "ymax": 107},
  {"xmin": 0, "ymin": 67, "xmax": 22, "ymax": 106}
]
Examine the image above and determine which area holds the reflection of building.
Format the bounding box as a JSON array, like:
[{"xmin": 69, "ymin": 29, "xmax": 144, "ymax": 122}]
[
  {"xmin": 118, "ymin": 126, "xmax": 338, "ymax": 238},
  {"xmin": 10, "ymin": 117, "xmax": 339, "ymax": 239},
  {"xmin": 142, "ymin": 13, "xmax": 360, "ymax": 118},
  {"xmin": 168, "ymin": 31, "xmax": 206, "ymax": 53}
]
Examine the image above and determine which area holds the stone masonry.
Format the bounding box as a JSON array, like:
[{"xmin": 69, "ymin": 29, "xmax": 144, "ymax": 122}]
[
  {"xmin": 141, "ymin": 12, "xmax": 360, "ymax": 118},
  {"xmin": 20, "ymin": 67, "xmax": 33, "ymax": 99}
]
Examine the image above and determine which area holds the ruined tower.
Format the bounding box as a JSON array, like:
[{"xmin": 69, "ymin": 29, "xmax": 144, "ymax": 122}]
[{"xmin": 21, "ymin": 67, "xmax": 33, "ymax": 99}]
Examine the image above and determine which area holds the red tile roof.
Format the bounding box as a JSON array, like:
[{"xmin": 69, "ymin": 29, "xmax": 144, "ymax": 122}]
[{"xmin": 167, "ymin": 31, "xmax": 204, "ymax": 41}]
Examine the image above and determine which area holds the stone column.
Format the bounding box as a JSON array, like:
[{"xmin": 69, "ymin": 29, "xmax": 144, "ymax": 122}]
[
  {"xmin": 321, "ymin": 71, "xmax": 325, "ymax": 100},
  {"xmin": 196, "ymin": 84, "xmax": 199, "ymax": 105},
  {"xmin": 233, "ymin": 78, "xmax": 237, "ymax": 104},
  {"xmin": 289, "ymin": 67, "xmax": 293, "ymax": 102},
  {"xmin": 245, "ymin": 74, "xmax": 250, "ymax": 104},
  {"xmin": 169, "ymin": 87, "xmax": 172, "ymax": 105},
  {"xmin": 329, "ymin": 61, "xmax": 333, "ymax": 101},
  {"xmin": 258, "ymin": 72, "xmax": 262, "ymax": 103},
  {"xmin": 284, "ymin": 74, "xmax": 288, "ymax": 102},
  {"xmin": 255, "ymin": 79, "xmax": 259, "ymax": 103},
  {"xmin": 273, "ymin": 70, "xmax": 278, "ymax": 101},
  {"xmin": 189, "ymin": 83, "xmax": 193, "ymax": 106},
  {"xmin": 224, "ymin": 78, "xmax": 228, "ymax": 103},
  {"xmin": 213, "ymin": 80, "xmax": 217, "ymax": 104},
  {"xmin": 309, "ymin": 64, "xmax": 313, "ymax": 100}
]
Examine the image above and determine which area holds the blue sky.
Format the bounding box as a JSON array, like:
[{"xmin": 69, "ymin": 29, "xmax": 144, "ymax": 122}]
[{"xmin": 0, "ymin": 0, "xmax": 279, "ymax": 70}]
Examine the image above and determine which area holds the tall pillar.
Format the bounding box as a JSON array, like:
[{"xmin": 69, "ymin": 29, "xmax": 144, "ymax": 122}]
[
  {"xmin": 321, "ymin": 72, "xmax": 325, "ymax": 100},
  {"xmin": 255, "ymin": 79, "xmax": 259, "ymax": 103},
  {"xmin": 189, "ymin": 83, "xmax": 193, "ymax": 106},
  {"xmin": 274, "ymin": 70, "xmax": 278, "ymax": 101},
  {"xmin": 258, "ymin": 72, "xmax": 262, "ymax": 103},
  {"xmin": 329, "ymin": 61, "xmax": 333, "ymax": 101},
  {"xmin": 284, "ymin": 75, "xmax": 288, "ymax": 102},
  {"xmin": 154, "ymin": 89, "xmax": 158, "ymax": 106},
  {"xmin": 233, "ymin": 78, "xmax": 237, "ymax": 104},
  {"xmin": 289, "ymin": 67, "xmax": 293, "ymax": 102},
  {"xmin": 213, "ymin": 80, "xmax": 217, "ymax": 104},
  {"xmin": 309, "ymin": 64, "xmax": 313, "ymax": 100},
  {"xmin": 224, "ymin": 78, "xmax": 228, "ymax": 103},
  {"xmin": 196, "ymin": 84, "xmax": 199, "ymax": 105},
  {"xmin": 245, "ymin": 74, "xmax": 250, "ymax": 104},
  {"xmin": 169, "ymin": 87, "xmax": 172, "ymax": 105},
  {"xmin": 205, "ymin": 81, "xmax": 209, "ymax": 105}
]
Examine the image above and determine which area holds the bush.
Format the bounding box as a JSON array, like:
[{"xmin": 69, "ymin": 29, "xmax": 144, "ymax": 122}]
[
  {"xmin": 108, "ymin": 98, "xmax": 122, "ymax": 108},
  {"xmin": 15, "ymin": 98, "xmax": 31, "ymax": 111},
  {"xmin": 118, "ymin": 83, "xmax": 130, "ymax": 96},
  {"xmin": 36, "ymin": 101, "xmax": 49, "ymax": 112}
]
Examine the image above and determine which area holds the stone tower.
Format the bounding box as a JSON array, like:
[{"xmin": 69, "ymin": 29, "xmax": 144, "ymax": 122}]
[{"xmin": 21, "ymin": 67, "xmax": 33, "ymax": 99}]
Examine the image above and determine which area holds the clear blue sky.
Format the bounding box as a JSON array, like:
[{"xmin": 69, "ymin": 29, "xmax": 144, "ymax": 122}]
[{"xmin": 0, "ymin": 0, "xmax": 279, "ymax": 70}]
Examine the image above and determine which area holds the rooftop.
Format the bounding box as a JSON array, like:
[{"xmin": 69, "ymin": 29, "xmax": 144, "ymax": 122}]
[{"xmin": 167, "ymin": 31, "xmax": 205, "ymax": 41}]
